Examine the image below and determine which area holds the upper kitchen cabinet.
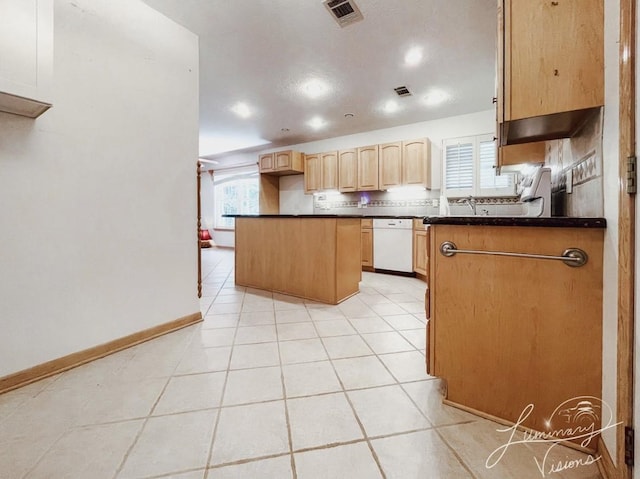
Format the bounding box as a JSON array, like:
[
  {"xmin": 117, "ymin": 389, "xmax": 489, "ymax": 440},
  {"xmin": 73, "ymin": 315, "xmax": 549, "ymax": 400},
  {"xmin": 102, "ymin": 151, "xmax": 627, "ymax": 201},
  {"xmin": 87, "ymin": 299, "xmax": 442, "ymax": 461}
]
[
  {"xmin": 338, "ymin": 149, "xmax": 358, "ymax": 192},
  {"xmin": 304, "ymin": 151, "xmax": 338, "ymax": 194},
  {"xmin": 379, "ymin": 142, "xmax": 403, "ymax": 189},
  {"xmin": 357, "ymin": 145, "xmax": 379, "ymax": 191},
  {"xmin": 498, "ymin": 0, "xmax": 603, "ymax": 145},
  {"xmin": 303, "ymin": 154, "xmax": 322, "ymax": 194},
  {"xmin": 259, "ymin": 150, "xmax": 304, "ymax": 175},
  {"xmin": 0, "ymin": 0, "xmax": 53, "ymax": 118},
  {"xmin": 402, "ymin": 139, "xmax": 432, "ymax": 187},
  {"xmin": 321, "ymin": 151, "xmax": 338, "ymax": 191}
]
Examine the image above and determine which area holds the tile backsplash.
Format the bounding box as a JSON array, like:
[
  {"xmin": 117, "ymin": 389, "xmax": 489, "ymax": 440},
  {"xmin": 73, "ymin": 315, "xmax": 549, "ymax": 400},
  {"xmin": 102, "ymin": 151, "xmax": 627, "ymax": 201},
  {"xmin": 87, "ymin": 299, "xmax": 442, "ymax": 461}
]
[
  {"xmin": 313, "ymin": 190, "xmax": 524, "ymax": 217},
  {"xmin": 546, "ymin": 108, "xmax": 604, "ymax": 217}
]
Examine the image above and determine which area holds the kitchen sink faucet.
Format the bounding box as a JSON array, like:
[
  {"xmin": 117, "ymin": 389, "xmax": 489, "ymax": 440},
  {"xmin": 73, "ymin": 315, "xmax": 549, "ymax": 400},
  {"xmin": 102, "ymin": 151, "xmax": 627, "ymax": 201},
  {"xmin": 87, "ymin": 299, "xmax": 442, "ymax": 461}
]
[{"xmin": 458, "ymin": 196, "xmax": 477, "ymax": 215}]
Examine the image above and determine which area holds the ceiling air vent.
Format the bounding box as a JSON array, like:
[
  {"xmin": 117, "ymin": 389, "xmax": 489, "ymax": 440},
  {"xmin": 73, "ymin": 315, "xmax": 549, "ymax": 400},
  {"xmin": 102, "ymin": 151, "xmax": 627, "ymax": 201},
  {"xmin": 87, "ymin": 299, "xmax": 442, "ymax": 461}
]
[
  {"xmin": 323, "ymin": 0, "xmax": 364, "ymax": 27},
  {"xmin": 394, "ymin": 86, "xmax": 412, "ymax": 97}
]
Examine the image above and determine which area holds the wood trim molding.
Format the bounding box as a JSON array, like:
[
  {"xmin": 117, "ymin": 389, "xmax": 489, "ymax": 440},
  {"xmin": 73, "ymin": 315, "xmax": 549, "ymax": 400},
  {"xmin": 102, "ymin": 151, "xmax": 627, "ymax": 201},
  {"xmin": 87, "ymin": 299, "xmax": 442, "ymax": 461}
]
[
  {"xmin": 597, "ymin": 437, "xmax": 615, "ymax": 479},
  {"xmin": 443, "ymin": 399, "xmax": 597, "ymax": 456},
  {"xmin": 0, "ymin": 312, "xmax": 202, "ymax": 395},
  {"xmin": 617, "ymin": 0, "xmax": 636, "ymax": 477}
]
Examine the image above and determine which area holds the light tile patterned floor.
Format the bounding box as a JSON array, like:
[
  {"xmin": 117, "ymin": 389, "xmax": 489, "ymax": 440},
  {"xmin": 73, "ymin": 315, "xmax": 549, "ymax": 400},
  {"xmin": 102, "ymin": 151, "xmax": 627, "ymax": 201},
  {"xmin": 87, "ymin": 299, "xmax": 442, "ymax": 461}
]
[{"xmin": 0, "ymin": 248, "xmax": 602, "ymax": 479}]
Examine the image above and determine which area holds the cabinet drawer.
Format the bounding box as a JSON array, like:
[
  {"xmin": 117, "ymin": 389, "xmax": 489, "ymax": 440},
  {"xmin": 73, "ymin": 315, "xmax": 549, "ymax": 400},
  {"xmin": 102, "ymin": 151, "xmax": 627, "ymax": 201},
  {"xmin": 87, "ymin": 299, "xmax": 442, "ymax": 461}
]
[{"xmin": 361, "ymin": 218, "xmax": 373, "ymax": 229}]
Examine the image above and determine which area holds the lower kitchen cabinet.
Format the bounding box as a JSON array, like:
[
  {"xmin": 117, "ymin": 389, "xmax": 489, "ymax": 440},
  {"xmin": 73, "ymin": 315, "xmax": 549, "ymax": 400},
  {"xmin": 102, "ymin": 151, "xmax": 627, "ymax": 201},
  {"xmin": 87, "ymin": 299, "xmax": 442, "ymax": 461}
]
[
  {"xmin": 427, "ymin": 224, "xmax": 604, "ymax": 440},
  {"xmin": 412, "ymin": 219, "xmax": 428, "ymax": 276},
  {"xmin": 361, "ymin": 219, "xmax": 373, "ymax": 270}
]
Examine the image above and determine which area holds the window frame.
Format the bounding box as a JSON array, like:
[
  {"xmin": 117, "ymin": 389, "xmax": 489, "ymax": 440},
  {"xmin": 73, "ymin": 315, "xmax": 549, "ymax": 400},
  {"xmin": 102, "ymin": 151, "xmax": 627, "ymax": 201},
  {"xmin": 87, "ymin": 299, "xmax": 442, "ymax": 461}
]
[
  {"xmin": 442, "ymin": 134, "xmax": 517, "ymax": 198},
  {"xmin": 213, "ymin": 168, "xmax": 259, "ymax": 230}
]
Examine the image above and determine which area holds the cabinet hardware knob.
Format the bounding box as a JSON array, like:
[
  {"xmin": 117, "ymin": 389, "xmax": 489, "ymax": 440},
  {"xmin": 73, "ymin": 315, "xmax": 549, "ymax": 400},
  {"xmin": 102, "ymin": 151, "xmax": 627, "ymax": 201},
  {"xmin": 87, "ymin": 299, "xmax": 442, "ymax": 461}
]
[
  {"xmin": 492, "ymin": 97, "xmax": 497, "ymax": 104},
  {"xmin": 551, "ymin": 1, "xmax": 559, "ymax": 5},
  {"xmin": 554, "ymin": 69, "xmax": 559, "ymax": 76},
  {"xmin": 492, "ymin": 136, "xmax": 497, "ymax": 142}
]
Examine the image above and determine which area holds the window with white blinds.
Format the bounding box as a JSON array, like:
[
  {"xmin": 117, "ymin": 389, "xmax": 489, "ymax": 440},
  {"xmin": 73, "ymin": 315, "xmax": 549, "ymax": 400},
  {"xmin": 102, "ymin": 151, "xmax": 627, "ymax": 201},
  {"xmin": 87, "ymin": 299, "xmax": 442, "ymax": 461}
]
[{"xmin": 443, "ymin": 134, "xmax": 516, "ymax": 198}]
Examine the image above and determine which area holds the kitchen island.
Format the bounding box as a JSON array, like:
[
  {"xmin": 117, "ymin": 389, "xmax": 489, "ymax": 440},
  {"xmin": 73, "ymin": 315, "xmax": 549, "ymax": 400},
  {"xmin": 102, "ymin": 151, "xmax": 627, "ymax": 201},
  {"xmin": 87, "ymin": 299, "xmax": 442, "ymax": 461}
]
[{"xmin": 231, "ymin": 215, "xmax": 362, "ymax": 304}]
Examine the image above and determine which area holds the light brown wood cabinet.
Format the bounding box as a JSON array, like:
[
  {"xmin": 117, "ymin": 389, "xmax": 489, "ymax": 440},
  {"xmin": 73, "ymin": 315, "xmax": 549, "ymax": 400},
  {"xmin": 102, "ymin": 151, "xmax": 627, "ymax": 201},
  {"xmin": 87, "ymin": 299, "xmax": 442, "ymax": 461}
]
[
  {"xmin": 361, "ymin": 219, "xmax": 373, "ymax": 269},
  {"xmin": 304, "ymin": 154, "xmax": 322, "ymax": 194},
  {"xmin": 497, "ymin": 0, "xmax": 603, "ymax": 145},
  {"xmin": 259, "ymin": 150, "xmax": 304, "ymax": 175},
  {"xmin": 321, "ymin": 151, "xmax": 338, "ymax": 191},
  {"xmin": 427, "ymin": 224, "xmax": 604, "ymax": 437},
  {"xmin": 338, "ymin": 149, "xmax": 358, "ymax": 192},
  {"xmin": 379, "ymin": 142, "xmax": 403, "ymax": 189},
  {"xmin": 498, "ymin": 141, "xmax": 546, "ymax": 169},
  {"xmin": 357, "ymin": 145, "xmax": 379, "ymax": 191},
  {"xmin": 403, "ymin": 139, "xmax": 432, "ymax": 187},
  {"xmin": 379, "ymin": 139, "xmax": 433, "ymax": 189},
  {"xmin": 412, "ymin": 219, "xmax": 428, "ymax": 276}
]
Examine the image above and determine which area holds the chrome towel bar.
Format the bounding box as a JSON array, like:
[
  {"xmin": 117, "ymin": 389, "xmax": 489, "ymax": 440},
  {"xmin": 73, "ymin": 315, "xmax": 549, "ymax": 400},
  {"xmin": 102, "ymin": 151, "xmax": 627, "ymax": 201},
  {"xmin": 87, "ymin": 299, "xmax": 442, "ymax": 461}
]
[{"xmin": 439, "ymin": 241, "xmax": 588, "ymax": 267}]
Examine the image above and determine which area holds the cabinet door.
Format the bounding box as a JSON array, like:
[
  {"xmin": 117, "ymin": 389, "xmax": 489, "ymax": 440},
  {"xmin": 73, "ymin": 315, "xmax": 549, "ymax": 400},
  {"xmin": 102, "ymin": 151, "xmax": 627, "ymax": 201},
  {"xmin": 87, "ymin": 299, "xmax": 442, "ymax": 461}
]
[
  {"xmin": 379, "ymin": 142, "xmax": 402, "ymax": 190},
  {"xmin": 259, "ymin": 153, "xmax": 275, "ymax": 173},
  {"xmin": 338, "ymin": 149, "xmax": 358, "ymax": 192},
  {"xmin": 304, "ymin": 154, "xmax": 322, "ymax": 194},
  {"xmin": 361, "ymin": 228, "xmax": 373, "ymax": 267},
  {"xmin": 274, "ymin": 151, "xmax": 292, "ymax": 170},
  {"xmin": 357, "ymin": 145, "xmax": 379, "ymax": 191},
  {"xmin": 402, "ymin": 139, "xmax": 430, "ymax": 188},
  {"xmin": 506, "ymin": 0, "xmax": 604, "ymax": 121},
  {"xmin": 321, "ymin": 151, "xmax": 338, "ymax": 191},
  {"xmin": 413, "ymin": 229, "xmax": 427, "ymax": 275}
]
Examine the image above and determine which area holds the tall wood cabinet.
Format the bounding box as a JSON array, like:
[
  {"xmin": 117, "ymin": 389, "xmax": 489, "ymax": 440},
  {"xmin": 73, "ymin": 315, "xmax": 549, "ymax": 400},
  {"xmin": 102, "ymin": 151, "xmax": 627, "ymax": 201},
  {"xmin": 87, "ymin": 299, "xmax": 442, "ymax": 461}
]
[{"xmin": 498, "ymin": 0, "xmax": 604, "ymax": 145}]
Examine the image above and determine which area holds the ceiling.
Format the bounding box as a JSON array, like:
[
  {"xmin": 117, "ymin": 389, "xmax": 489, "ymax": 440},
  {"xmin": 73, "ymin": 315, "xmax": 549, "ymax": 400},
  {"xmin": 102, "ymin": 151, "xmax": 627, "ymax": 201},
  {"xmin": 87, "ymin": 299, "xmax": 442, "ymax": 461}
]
[{"xmin": 141, "ymin": 0, "xmax": 497, "ymax": 165}]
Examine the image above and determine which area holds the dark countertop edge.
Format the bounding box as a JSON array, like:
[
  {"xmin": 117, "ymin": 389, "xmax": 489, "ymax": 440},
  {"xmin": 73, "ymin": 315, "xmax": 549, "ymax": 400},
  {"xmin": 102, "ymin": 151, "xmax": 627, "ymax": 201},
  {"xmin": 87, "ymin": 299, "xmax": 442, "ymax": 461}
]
[
  {"xmin": 422, "ymin": 216, "xmax": 607, "ymax": 228},
  {"xmin": 224, "ymin": 214, "xmax": 421, "ymax": 219}
]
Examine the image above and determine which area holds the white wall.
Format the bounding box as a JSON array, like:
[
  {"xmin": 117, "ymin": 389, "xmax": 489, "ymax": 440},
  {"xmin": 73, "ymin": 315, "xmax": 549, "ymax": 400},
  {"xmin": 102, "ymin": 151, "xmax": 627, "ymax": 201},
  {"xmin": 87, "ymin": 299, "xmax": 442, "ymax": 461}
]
[
  {"xmin": 0, "ymin": 0, "xmax": 199, "ymax": 377},
  {"xmin": 602, "ymin": 0, "xmax": 620, "ymax": 460}
]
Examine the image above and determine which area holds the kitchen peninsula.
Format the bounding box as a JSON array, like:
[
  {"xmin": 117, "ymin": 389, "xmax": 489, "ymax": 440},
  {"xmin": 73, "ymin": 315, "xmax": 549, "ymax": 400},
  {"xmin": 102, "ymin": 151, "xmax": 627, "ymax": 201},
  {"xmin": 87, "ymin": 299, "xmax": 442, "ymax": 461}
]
[{"xmin": 231, "ymin": 215, "xmax": 361, "ymax": 304}]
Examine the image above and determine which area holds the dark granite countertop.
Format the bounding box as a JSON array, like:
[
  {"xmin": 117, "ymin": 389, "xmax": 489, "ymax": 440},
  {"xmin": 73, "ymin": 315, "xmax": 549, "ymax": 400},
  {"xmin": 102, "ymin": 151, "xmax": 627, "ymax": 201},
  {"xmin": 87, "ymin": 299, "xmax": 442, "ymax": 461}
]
[
  {"xmin": 422, "ymin": 216, "xmax": 607, "ymax": 228},
  {"xmin": 225, "ymin": 214, "xmax": 421, "ymax": 219}
]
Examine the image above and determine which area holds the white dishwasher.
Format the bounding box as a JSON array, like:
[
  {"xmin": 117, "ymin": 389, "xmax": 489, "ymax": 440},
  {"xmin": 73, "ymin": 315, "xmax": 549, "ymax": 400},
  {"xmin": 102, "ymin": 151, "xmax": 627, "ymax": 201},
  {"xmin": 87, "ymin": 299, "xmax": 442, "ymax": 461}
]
[{"xmin": 372, "ymin": 218, "xmax": 413, "ymax": 273}]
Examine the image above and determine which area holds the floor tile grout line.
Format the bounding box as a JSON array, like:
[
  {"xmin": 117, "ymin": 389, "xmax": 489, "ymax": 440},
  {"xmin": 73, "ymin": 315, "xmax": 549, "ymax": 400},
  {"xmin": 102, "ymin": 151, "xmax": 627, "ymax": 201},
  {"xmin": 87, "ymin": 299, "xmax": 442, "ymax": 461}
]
[
  {"xmin": 203, "ymin": 266, "xmax": 246, "ymax": 479},
  {"xmin": 303, "ymin": 302, "xmax": 388, "ymax": 479},
  {"xmin": 433, "ymin": 426, "xmax": 482, "ymax": 479},
  {"xmin": 110, "ymin": 320, "xmax": 199, "ymax": 479},
  {"xmin": 272, "ymin": 303, "xmax": 298, "ymax": 479}
]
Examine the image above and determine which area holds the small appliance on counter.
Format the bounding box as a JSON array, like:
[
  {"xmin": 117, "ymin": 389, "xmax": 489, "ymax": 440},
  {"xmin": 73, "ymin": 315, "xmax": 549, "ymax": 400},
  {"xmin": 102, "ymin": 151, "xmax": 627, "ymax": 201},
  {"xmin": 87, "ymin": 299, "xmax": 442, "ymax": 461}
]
[{"xmin": 518, "ymin": 166, "xmax": 551, "ymax": 217}]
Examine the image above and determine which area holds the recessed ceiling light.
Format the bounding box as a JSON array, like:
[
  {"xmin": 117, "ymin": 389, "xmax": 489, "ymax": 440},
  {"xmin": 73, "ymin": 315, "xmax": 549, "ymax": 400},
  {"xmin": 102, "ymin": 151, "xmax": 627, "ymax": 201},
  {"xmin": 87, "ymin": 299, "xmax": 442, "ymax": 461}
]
[
  {"xmin": 301, "ymin": 79, "xmax": 330, "ymax": 99},
  {"xmin": 231, "ymin": 102, "xmax": 252, "ymax": 118},
  {"xmin": 404, "ymin": 47, "xmax": 423, "ymax": 66},
  {"xmin": 308, "ymin": 116, "xmax": 327, "ymax": 129},
  {"xmin": 382, "ymin": 100, "xmax": 400, "ymax": 114},
  {"xmin": 424, "ymin": 89, "xmax": 451, "ymax": 107}
]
